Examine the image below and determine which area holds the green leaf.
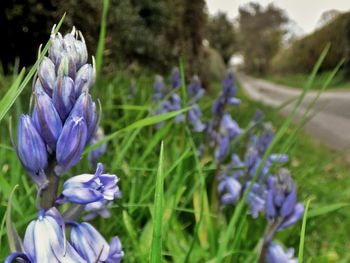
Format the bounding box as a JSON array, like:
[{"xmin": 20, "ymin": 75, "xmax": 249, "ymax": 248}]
[
  {"xmin": 307, "ymin": 203, "xmax": 349, "ymax": 218},
  {"xmin": 6, "ymin": 185, "xmax": 23, "ymax": 252},
  {"xmin": 95, "ymin": 0, "xmax": 109, "ymax": 78},
  {"xmin": 150, "ymin": 142, "xmax": 164, "ymax": 263},
  {"xmin": 298, "ymin": 198, "xmax": 312, "ymax": 263},
  {"xmin": 85, "ymin": 107, "xmax": 190, "ymax": 153}
]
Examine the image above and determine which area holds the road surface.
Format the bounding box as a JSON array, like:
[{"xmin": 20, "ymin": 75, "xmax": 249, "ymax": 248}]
[{"xmin": 237, "ymin": 74, "xmax": 350, "ymax": 152}]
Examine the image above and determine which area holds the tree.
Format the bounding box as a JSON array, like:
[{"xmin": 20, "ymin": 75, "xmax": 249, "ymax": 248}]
[
  {"xmin": 237, "ymin": 2, "xmax": 288, "ymax": 74},
  {"xmin": 205, "ymin": 12, "xmax": 236, "ymax": 64}
]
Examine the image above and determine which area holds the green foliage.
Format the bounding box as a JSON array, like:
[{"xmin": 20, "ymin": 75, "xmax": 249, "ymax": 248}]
[
  {"xmin": 237, "ymin": 2, "xmax": 289, "ymax": 74},
  {"xmin": 270, "ymin": 12, "xmax": 350, "ymax": 75},
  {"xmin": 1, "ymin": 68, "xmax": 350, "ymax": 262},
  {"xmin": 205, "ymin": 12, "xmax": 236, "ymax": 64}
]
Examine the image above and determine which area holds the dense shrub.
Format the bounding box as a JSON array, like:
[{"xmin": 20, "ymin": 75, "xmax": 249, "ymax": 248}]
[{"xmin": 270, "ymin": 12, "xmax": 350, "ymax": 75}]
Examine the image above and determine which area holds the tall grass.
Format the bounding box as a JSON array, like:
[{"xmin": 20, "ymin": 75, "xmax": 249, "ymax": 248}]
[{"xmin": 0, "ymin": 2, "xmax": 350, "ymax": 263}]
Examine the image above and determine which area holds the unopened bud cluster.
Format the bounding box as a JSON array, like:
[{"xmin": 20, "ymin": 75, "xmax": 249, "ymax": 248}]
[{"xmin": 7, "ymin": 28, "xmax": 124, "ymax": 263}]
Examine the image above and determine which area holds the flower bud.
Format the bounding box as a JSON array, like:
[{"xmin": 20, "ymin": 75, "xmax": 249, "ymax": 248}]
[
  {"xmin": 170, "ymin": 67, "xmax": 181, "ymax": 89},
  {"xmin": 55, "ymin": 116, "xmax": 87, "ymax": 175},
  {"xmin": 70, "ymin": 92, "xmax": 98, "ymax": 142},
  {"xmin": 70, "ymin": 222, "xmax": 124, "ymax": 263},
  {"xmin": 32, "ymin": 87, "xmax": 62, "ymax": 151},
  {"xmin": 17, "ymin": 115, "xmax": 48, "ymax": 186},
  {"xmin": 38, "ymin": 57, "xmax": 56, "ymax": 97},
  {"xmin": 222, "ymin": 71, "xmax": 236, "ymax": 97},
  {"xmin": 63, "ymin": 31, "xmax": 88, "ymax": 69},
  {"xmin": 49, "ymin": 32, "xmax": 64, "ymax": 66},
  {"xmin": 74, "ymin": 64, "xmax": 95, "ymax": 98},
  {"xmin": 52, "ymin": 75, "xmax": 75, "ymax": 120},
  {"xmin": 57, "ymin": 54, "xmax": 76, "ymax": 80}
]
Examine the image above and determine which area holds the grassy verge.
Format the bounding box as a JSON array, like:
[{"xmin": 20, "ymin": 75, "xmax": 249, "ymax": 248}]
[
  {"xmin": 0, "ymin": 70, "xmax": 349, "ymax": 262},
  {"xmin": 236, "ymin": 82, "xmax": 350, "ymax": 262},
  {"xmin": 258, "ymin": 70, "xmax": 350, "ymax": 90}
]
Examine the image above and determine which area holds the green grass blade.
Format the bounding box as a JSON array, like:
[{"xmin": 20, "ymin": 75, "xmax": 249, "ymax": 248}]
[
  {"xmin": 0, "ymin": 69, "xmax": 25, "ymax": 122},
  {"xmin": 179, "ymin": 58, "xmax": 187, "ymax": 104},
  {"xmin": 85, "ymin": 107, "xmax": 191, "ymax": 152},
  {"xmin": 150, "ymin": 142, "xmax": 164, "ymax": 263},
  {"xmin": 308, "ymin": 202, "xmax": 349, "ymax": 218},
  {"xmin": 95, "ymin": 0, "xmax": 109, "ymax": 78},
  {"xmin": 298, "ymin": 199, "xmax": 312, "ymax": 263},
  {"xmin": 6, "ymin": 185, "xmax": 22, "ymax": 253}
]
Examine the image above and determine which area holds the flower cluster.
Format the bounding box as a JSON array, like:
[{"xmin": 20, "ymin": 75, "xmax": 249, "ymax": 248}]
[
  {"xmin": 7, "ymin": 28, "xmax": 124, "ymax": 262},
  {"xmin": 212, "ymin": 95, "xmax": 303, "ymax": 261},
  {"xmin": 152, "ymin": 68, "xmax": 205, "ymax": 131},
  {"xmin": 152, "ymin": 70, "xmax": 184, "ymax": 127},
  {"xmin": 208, "ymin": 71, "xmax": 242, "ymax": 163}
]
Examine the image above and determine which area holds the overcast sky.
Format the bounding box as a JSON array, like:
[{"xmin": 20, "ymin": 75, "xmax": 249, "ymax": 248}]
[{"xmin": 206, "ymin": 0, "xmax": 350, "ymax": 34}]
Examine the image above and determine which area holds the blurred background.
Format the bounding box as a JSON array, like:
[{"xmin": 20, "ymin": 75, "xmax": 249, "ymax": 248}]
[{"xmin": 1, "ymin": 0, "xmax": 349, "ymax": 86}]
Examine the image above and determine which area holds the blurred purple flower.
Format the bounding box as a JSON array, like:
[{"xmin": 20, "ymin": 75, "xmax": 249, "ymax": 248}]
[
  {"xmin": 218, "ymin": 176, "xmax": 242, "ymax": 205},
  {"xmin": 266, "ymin": 169, "xmax": 304, "ymax": 230},
  {"xmin": 188, "ymin": 104, "xmax": 205, "ymax": 132},
  {"xmin": 170, "ymin": 67, "xmax": 181, "ymax": 89},
  {"xmin": 266, "ymin": 243, "xmax": 298, "ymax": 263},
  {"xmin": 188, "ymin": 75, "xmax": 205, "ymax": 102}
]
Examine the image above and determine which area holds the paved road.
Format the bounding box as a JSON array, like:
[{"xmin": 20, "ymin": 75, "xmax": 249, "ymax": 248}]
[{"xmin": 237, "ymin": 74, "xmax": 350, "ymax": 151}]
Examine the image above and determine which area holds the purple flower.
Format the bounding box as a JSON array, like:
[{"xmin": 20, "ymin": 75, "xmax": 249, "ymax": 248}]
[
  {"xmin": 211, "ymin": 71, "xmax": 240, "ymax": 118},
  {"xmin": 38, "ymin": 57, "xmax": 56, "ymax": 97},
  {"xmin": 49, "ymin": 28, "xmax": 88, "ymax": 70},
  {"xmin": 17, "ymin": 114, "xmax": 48, "ymax": 187},
  {"xmin": 70, "ymin": 222, "xmax": 124, "ymax": 263},
  {"xmin": 55, "ymin": 116, "xmax": 88, "ymax": 175},
  {"xmin": 61, "ymin": 163, "xmax": 120, "ymax": 204},
  {"xmin": 215, "ymin": 135, "xmax": 230, "ymax": 162},
  {"xmin": 220, "ymin": 114, "xmax": 241, "ymax": 138},
  {"xmin": 218, "ymin": 176, "xmax": 242, "ymax": 205},
  {"xmin": 32, "ymin": 85, "xmax": 62, "ymax": 151},
  {"xmin": 52, "ymin": 75, "xmax": 76, "ymax": 120},
  {"xmin": 188, "ymin": 104, "xmax": 205, "ymax": 132},
  {"xmin": 170, "ymin": 93, "xmax": 184, "ymax": 123},
  {"xmin": 246, "ymin": 181, "xmax": 268, "ymax": 218},
  {"xmin": 74, "ymin": 64, "xmax": 96, "ymax": 98},
  {"xmin": 153, "ymin": 75, "xmax": 165, "ymax": 101},
  {"xmin": 265, "ymin": 169, "xmax": 304, "ymax": 230},
  {"xmin": 255, "ymin": 126, "xmax": 275, "ymax": 156},
  {"xmin": 222, "ymin": 71, "xmax": 236, "ymax": 97},
  {"xmin": 83, "ymin": 200, "xmax": 111, "ymax": 221},
  {"xmin": 5, "ymin": 208, "xmax": 85, "ymax": 263},
  {"xmin": 69, "ymin": 92, "xmax": 98, "ymax": 142},
  {"xmin": 215, "ymin": 114, "xmax": 241, "ymax": 162},
  {"xmin": 188, "ymin": 75, "xmax": 205, "ymax": 102},
  {"xmin": 170, "ymin": 67, "xmax": 181, "ymax": 89},
  {"xmin": 266, "ymin": 243, "xmax": 298, "ymax": 263}
]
